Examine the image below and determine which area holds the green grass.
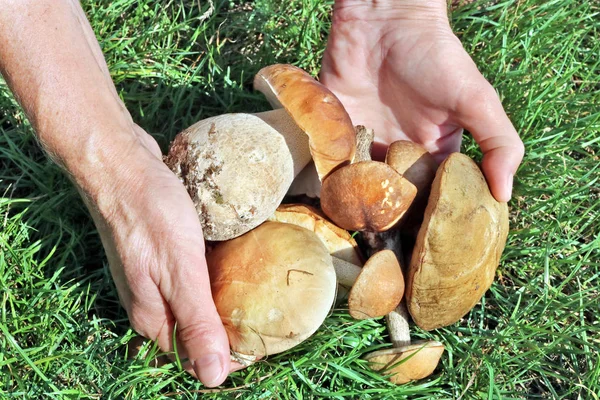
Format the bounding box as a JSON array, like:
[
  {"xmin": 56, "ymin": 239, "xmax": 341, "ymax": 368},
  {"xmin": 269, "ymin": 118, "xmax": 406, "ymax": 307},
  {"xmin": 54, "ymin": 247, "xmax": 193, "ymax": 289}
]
[{"xmin": 1, "ymin": 0, "xmax": 599, "ymax": 398}]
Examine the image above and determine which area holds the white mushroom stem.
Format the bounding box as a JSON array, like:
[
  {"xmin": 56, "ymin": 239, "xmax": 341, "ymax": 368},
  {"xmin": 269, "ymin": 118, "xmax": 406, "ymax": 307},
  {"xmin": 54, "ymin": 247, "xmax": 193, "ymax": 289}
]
[
  {"xmin": 386, "ymin": 302, "xmax": 411, "ymax": 348},
  {"xmin": 231, "ymin": 352, "xmax": 258, "ymax": 367},
  {"xmin": 254, "ymin": 109, "xmax": 311, "ymax": 176},
  {"xmin": 331, "ymin": 256, "xmax": 361, "ymax": 287}
]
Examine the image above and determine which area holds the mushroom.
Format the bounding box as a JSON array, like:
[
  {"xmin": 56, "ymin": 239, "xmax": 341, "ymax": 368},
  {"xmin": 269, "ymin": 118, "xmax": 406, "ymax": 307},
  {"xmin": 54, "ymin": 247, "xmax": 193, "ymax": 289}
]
[
  {"xmin": 254, "ymin": 64, "xmax": 356, "ymax": 181},
  {"xmin": 206, "ymin": 221, "xmax": 337, "ymax": 364},
  {"xmin": 364, "ymin": 302, "xmax": 444, "ymax": 384},
  {"xmin": 269, "ymin": 204, "xmax": 403, "ymax": 318},
  {"xmin": 385, "ymin": 140, "xmax": 437, "ymax": 199},
  {"xmin": 332, "ymin": 251, "xmax": 404, "ymax": 320},
  {"xmin": 269, "ymin": 203, "xmax": 363, "ymax": 266},
  {"xmin": 320, "ymin": 127, "xmax": 417, "ymax": 233},
  {"xmin": 385, "ymin": 140, "xmax": 437, "ymax": 231},
  {"xmin": 166, "ymin": 64, "xmax": 356, "ymax": 241},
  {"xmin": 405, "ymin": 153, "xmax": 510, "ymax": 330}
]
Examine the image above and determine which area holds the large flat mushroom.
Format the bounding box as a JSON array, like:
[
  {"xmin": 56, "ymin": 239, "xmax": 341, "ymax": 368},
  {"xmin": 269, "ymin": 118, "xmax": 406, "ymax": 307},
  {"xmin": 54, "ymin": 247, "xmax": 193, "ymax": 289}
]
[
  {"xmin": 166, "ymin": 64, "xmax": 357, "ymax": 241},
  {"xmin": 206, "ymin": 221, "xmax": 336, "ymax": 363},
  {"xmin": 406, "ymin": 153, "xmax": 510, "ymax": 331}
]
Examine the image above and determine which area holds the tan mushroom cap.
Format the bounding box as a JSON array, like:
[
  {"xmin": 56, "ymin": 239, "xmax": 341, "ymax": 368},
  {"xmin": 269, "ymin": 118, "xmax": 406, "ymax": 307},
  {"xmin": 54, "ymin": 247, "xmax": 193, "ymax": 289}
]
[
  {"xmin": 207, "ymin": 221, "xmax": 336, "ymax": 357},
  {"xmin": 348, "ymin": 249, "xmax": 405, "ymax": 320},
  {"xmin": 269, "ymin": 203, "xmax": 363, "ymax": 265},
  {"xmin": 385, "ymin": 140, "xmax": 438, "ymax": 232},
  {"xmin": 406, "ymin": 153, "xmax": 510, "ymax": 331},
  {"xmin": 320, "ymin": 161, "xmax": 417, "ymax": 232},
  {"xmin": 364, "ymin": 341, "xmax": 444, "ymax": 384},
  {"xmin": 254, "ymin": 64, "xmax": 356, "ymax": 180},
  {"xmin": 385, "ymin": 140, "xmax": 437, "ymax": 194}
]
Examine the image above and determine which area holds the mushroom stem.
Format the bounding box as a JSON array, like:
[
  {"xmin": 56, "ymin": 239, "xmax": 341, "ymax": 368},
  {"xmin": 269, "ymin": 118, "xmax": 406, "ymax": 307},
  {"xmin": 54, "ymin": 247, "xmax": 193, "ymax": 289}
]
[
  {"xmin": 331, "ymin": 256, "xmax": 361, "ymax": 288},
  {"xmin": 362, "ymin": 230, "xmax": 404, "ymax": 262},
  {"xmin": 353, "ymin": 126, "xmax": 374, "ymax": 163},
  {"xmin": 254, "ymin": 109, "xmax": 311, "ymax": 176},
  {"xmin": 386, "ymin": 302, "xmax": 411, "ymax": 348}
]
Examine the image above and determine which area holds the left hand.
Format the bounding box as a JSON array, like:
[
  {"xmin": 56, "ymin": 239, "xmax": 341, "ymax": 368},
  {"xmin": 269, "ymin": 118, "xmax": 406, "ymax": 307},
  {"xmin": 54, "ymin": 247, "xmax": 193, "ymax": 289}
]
[{"xmin": 320, "ymin": 0, "xmax": 524, "ymax": 202}]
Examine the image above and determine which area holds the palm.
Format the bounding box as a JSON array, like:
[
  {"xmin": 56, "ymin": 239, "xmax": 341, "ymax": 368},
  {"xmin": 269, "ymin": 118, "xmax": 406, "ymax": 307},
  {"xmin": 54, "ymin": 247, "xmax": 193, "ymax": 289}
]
[{"xmin": 321, "ymin": 23, "xmax": 478, "ymax": 159}]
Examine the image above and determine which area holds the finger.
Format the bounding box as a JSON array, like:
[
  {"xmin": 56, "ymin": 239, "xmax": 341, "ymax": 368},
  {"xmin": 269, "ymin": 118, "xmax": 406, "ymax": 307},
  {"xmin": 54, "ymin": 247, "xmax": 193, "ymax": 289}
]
[
  {"xmin": 162, "ymin": 256, "xmax": 231, "ymax": 388},
  {"xmin": 428, "ymin": 126, "xmax": 464, "ymax": 163},
  {"xmin": 457, "ymin": 82, "xmax": 524, "ymax": 202}
]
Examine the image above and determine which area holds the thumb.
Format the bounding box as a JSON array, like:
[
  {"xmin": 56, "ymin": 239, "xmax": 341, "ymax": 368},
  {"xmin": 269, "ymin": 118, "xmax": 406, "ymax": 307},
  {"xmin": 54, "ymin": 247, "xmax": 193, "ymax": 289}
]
[
  {"xmin": 164, "ymin": 256, "xmax": 231, "ymax": 387},
  {"xmin": 457, "ymin": 82, "xmax": 524, "ymax": 202}
]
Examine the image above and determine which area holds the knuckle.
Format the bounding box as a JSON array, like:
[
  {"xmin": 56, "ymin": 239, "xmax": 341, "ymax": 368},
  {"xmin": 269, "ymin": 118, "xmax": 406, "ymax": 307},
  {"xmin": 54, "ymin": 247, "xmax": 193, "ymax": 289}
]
[{"xmin": 177, "ymin": 320, "xmax": 223, "ymax": 346}]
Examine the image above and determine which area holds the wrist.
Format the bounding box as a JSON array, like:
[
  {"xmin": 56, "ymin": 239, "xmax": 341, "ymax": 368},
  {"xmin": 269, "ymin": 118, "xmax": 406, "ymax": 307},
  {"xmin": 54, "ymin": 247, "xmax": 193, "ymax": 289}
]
[
  {"xmin": 332, "ymin": 0, "xmax": 449, "ymax": 25},
  {"xmin": 71, "ymin": 133, "xmax": 160, "ymax": 226}
]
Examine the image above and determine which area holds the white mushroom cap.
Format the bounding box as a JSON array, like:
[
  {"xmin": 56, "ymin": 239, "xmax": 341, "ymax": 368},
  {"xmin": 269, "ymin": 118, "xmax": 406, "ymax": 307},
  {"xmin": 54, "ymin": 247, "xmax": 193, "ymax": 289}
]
[
  {"xmin": 165, "ymin": 113, "xmax": 303, "ymax": 241},
  {"xmin": 206, "ymin": 221, "xmax": 336, "ymax": 357}
]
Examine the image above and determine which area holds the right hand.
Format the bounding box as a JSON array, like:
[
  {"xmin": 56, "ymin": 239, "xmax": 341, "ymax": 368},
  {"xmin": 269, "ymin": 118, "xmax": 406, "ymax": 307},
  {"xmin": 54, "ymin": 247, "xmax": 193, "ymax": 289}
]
[{"xmin": 86, "ymin": 127, "xmax": 238, "ymax": 387}]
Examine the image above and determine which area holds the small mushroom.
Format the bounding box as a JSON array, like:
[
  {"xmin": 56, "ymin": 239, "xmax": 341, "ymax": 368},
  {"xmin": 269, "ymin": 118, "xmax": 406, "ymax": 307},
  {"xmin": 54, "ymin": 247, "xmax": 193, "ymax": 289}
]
[
  {"xmin": 320, "ymin": 127, "xmax": 417, "ymax": 232},
  {"xmin": 166, "ymin": 64, "xmax": 356, "ymax": 241},
  {"xmin": 364, "ymin": 302, "xmax": 444, "ymax": 384},
  {"xmin": 385, "ymin": 141, "xmax": 437, "ymax": 198},
  {"xmin": 206, "ymin": 221, "xmax": 337, "ymax": 363},
  {"xmin": 332, "ymin": 251, "xmax": 405, "ymax": 320},
  {"xmin": 385, "ymin": 140, "xmax": 437, "ymax": 232},
  {"xmin": 406, "ymin": 153, "xmax": 510, "ymax": 330}
]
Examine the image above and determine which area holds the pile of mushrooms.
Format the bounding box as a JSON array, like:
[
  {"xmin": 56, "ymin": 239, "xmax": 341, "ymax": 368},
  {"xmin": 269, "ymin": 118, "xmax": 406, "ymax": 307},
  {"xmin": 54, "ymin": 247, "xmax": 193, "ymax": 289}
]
[{"xmin": 165, "ymin": 64, "xmax": 509, "ymax": 384}]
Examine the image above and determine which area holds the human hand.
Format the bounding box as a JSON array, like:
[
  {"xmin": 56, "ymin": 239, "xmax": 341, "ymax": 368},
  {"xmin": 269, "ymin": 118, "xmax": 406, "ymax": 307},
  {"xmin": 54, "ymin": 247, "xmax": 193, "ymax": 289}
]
[
  {"xmin": 320, "ymin": 0, "xmax": 524, "ymax": 201},
  {"xmin": 82, "ymin": 129, "xmax": 241, "ymax": 386},
  {"xmin": 0, "ymin": 1, "xmax": 238, "ymax": 387}
]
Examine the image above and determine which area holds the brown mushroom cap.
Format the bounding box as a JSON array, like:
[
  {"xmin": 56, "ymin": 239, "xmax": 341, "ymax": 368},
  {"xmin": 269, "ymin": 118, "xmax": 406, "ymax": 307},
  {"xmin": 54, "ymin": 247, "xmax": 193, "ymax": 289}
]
[
  {"xmin": 254, "ymin": 64, "xmax": 356, "ymax": 180},
  {"xmin": 406, "ymin": 153, "xmax": 509, "ymax": 331},
  {"xmin": 207, "ymin": 221, "xmax": 336, "ymax": 357},
  {"xmin": 269, "ymin": 203, "xmax": 363, "ymax": 265},
  {"xmin": 348, "ymin": 250, "xmax": 405, "ymax": 320},
  {"xmin": 364, "ymin": 341, "xmax": 444, "ymax": 384},
  {"xmin": 320, "ymin": 161, "xmax": 417, "ymax": 232}
]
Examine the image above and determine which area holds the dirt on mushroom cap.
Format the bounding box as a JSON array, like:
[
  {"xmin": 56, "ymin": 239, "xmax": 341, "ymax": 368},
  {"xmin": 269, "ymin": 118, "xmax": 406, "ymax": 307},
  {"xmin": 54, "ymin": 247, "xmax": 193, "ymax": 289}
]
[
  {"xmin": 165, "ymin": 114, "xmax": 295, "ymax": 241},
  {"xmin": 406, "ymin": 153, "xmax": 509, "ymax": 331}
]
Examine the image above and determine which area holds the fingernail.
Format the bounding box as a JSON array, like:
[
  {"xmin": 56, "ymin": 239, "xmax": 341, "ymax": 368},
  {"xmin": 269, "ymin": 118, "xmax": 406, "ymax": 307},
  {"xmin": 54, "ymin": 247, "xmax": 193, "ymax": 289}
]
[
  {"xmin": 193, "ymin": 354, "xmax": 225, "ymax": 387},
  {"xmin": 505, "ymin": 173, "xmax": 514, "ymax": 201}
]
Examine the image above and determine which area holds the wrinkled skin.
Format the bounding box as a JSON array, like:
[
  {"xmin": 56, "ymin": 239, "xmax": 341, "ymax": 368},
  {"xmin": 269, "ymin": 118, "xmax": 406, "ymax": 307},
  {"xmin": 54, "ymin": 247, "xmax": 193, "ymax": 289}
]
[{"xmin": 321, "ymin": 0, "xmax": 524, "ymax": 201}]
